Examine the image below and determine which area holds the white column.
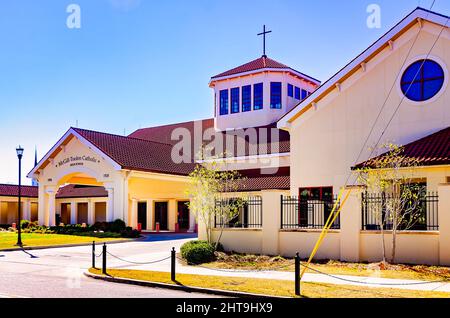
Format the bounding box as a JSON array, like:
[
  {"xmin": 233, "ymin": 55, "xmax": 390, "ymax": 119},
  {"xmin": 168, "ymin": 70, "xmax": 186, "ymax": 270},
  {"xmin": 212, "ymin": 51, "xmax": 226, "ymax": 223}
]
[
  {"xmin": 38, "ymin": 184, "xmax": 46, "ymax": 225},
  {"xmin": 438, "ymin": 185, "xmax": 450, "ymax": 265},
  {"xmin": 340, "ymin": 187, "xmax": 363, "ymax": 262},
  {"xmin": 130, "ymin": 198, "xmax": 138, "ymax": 229},
  {"xmin": 106, "ymin": 187, "xmax": 114, "ymax": 222},
  {"xmin": 88, "ymin": 199, "xmax": 95, "ymax": 225},
  {"xmin": 188, "ymin": 203, "xmax": 196, "ymax": 233},
  {"xmin": 70, "ymin": 200, "xmax": 78, "ymax": 224},
  {"xmin": 261, "ymin": 191, "xmax": 283, "ymax": 256},
  {"xmin": 146, "ymin": 199, "xmax": 154, "ymax": 231},
  {"xmin": 46, "ymin": 188, "xmax": 57, "ymax": 227},
  {"xmin": 23, "ymin": 199, "xmax": 31, "ymax": 221}
]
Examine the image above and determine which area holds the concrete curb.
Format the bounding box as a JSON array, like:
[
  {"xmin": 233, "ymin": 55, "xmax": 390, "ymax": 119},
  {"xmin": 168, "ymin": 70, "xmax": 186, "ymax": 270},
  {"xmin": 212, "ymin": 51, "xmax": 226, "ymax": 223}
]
[
  {"xmin": 0, "ymin": 238, "xmax": 140, "ymax": 252},
  {"xmin": 84, "ymin": 271, "xmax": 290, "ymax": 299}
]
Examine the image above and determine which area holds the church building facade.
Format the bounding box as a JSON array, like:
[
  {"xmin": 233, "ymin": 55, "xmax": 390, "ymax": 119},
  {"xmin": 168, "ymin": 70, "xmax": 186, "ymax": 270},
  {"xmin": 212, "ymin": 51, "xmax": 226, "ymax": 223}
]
[
  {"xmin": 1, "ymin": 7, "xmax": 449, "ymax": 266},
  {"xmin": 3, "ymin": 40, "xmax": 321, "ymax": 232}
]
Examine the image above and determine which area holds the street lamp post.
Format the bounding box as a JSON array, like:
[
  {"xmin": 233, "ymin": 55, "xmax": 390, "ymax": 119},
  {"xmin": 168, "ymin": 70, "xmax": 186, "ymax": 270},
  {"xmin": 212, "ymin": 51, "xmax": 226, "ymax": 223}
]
[{"xmin": 16, "ymin": 146, "xmax": 24, "ymax": 247}]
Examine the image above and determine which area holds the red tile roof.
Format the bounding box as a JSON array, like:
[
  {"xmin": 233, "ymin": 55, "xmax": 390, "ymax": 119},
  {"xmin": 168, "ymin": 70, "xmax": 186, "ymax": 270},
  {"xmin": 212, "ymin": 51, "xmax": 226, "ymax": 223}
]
[
  {"xmin": 211, "ymin": 56, "xmax": 320, "ymax": 83},
  {"xmin": 225, "ymin": 167, "xmax": 290, "ymax": 192},
  {"xmin": 129, "ymin": 119, "xmax": 290, "ymax": 157},
  {"xmin": 130, "ymin": 119, "xmax": 215, "ymax": 145},
  {"xmin": 0, "ymin": 184, "xmax": 108, "ymax": 199},
  {"xmin": 74, "ymin": 128, "xmax": 196, "ymax": 176},
  {"xmin": 56, "ymin": 185, "xmax": 108, "ymax": 198},
  {"xmin": 231, "ymin": 175, "xmax": 290, "ymax": 192},
  {"xmin": 354, "ymin": 127, "xmax": 450, "ymax": 169},
  {"xmin": 0, "ymin": 184, "xmax": 38, "ymax": 198}
]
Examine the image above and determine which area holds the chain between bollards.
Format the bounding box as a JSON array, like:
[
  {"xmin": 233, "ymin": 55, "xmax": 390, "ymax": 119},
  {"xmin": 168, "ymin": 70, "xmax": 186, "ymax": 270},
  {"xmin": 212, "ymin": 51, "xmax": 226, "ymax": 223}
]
[
  {"xmin": 295, "ymin": 252, "xmax": 301, "ymax": 296},
  {"xmin": 102, "ymin": 243, "xmax": 107, "ymax": 275},
  {"xmin": 171, "ymin": 247, "xmax": 176, "ymax": 281}
]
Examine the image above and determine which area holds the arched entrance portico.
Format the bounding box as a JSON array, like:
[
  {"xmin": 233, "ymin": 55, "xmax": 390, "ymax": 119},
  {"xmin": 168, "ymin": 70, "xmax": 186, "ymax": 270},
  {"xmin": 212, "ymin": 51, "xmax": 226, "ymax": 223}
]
[
  {"xmin": 27, "ymin": 127, "xmax": 197, "ymax": 232},
  {"xmin": 38, "ymin": 166, "xmax": 115, "ymax": 226},
  {"xmin": 28, "ymin": 130, "xmax": 127, "ymax": 227}
]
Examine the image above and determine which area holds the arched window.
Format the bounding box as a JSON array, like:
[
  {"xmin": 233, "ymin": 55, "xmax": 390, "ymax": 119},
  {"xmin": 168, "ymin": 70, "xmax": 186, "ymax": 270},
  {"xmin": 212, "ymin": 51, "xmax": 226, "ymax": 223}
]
[{"xmin": 400, "ymin": 59, "xmax": 444, "ymax": 102}]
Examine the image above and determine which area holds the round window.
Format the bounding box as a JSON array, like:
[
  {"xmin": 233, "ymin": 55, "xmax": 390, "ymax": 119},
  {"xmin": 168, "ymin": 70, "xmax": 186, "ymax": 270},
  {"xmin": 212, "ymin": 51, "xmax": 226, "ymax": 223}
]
[{"xmin": 400, "ymin": 59, "xmax": 444, "ymax": 102}]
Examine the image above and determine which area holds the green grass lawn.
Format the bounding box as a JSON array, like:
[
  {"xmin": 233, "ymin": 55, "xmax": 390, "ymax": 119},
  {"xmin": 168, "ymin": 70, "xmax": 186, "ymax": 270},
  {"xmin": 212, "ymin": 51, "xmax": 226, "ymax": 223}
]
[
  {"xmin": 203, "ymin": 254, "xmax": 450, "ymax": 282},
  {"xmin": 0, "ymin": 232, "xmax": 126, "ymax": 250},
  {"xmin": 89, "ymin": 268, "xmax": 450, "ymax": 298}
]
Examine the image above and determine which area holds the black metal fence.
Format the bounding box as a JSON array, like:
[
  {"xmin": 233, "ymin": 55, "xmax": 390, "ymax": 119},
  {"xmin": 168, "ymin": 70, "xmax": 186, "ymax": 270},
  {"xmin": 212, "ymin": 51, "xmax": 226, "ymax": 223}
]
[
  {"xmin": 214, "ymin": 196, "xmax": 263, "ymax": 228},
  {"xmin": 281, "ymin": 195, "xmax": 341, "ymax": 230},
  {"xmin": 361, "ymin": 192, "xmax": 439, "ymax": 231}
]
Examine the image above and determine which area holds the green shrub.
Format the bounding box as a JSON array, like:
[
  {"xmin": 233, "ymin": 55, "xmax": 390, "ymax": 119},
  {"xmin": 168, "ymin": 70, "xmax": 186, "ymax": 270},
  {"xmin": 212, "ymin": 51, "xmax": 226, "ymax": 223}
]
[
  {"xmin": 20, "ymin": 220, "xmax": 30, "ymax": 229},
  {"xmin": 110, "ymin": 219, "xmax": 127, "ymax": 232},
  {"xmin": 180, "ymin": 240, "xmax": 216, "ymax": 264},
  {"xmin": 120, "ymin": 227, "xmax": 140, "ymax": 238},
  {"xmin": 12, "ymin": 219, "xmax": 139, "ymax": 239},
  {"xmin": 74, "ymin": 231, "xmax": 122, "ymax": 238},
  {"xmin": 92, "ymin": 220, "xmax": 126, "ymax": 233}
]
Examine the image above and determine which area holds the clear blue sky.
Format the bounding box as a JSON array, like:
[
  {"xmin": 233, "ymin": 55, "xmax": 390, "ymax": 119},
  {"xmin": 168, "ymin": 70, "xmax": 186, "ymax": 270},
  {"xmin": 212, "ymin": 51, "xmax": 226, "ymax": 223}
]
[{"xmin": 0, "ymin": 0, "xmax": 449, "ymax": 184}]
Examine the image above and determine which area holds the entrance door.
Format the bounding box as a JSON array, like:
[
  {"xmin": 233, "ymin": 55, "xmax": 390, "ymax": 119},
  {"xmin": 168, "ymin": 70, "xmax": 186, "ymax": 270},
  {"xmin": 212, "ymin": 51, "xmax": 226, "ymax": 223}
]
[
  {"xmin": 154, "ymin": 202, "xmax": 168, "ymax": 230},
  {"xmin": 95, "ymin": 202, "xmax": 107, "ymax": 223},
  {"xmin": 177, "ymin": 201, "xmax": 190, "ymax": 231},
  {"xmin": 77, "ymin": 203, "xmax": 88, "ymax": 224},
  {"xmin": 60, "ymin": 203, "xmax": 70, "ymax": 225},
  {"xmin": 138, "ymin": 202, "xmax": 147, "ymax": 230}
]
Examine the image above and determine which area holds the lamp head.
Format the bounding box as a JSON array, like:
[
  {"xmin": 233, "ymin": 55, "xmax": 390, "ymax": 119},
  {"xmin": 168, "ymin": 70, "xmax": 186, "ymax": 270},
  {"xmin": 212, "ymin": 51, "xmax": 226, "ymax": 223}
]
[{"xmin": 16, "ymin": 145, "xmax": 24, "ymax": 159}]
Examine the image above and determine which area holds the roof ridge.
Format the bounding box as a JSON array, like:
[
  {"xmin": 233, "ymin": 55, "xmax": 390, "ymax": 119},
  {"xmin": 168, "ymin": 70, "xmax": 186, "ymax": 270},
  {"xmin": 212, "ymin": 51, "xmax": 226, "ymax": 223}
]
[
  {"xmin": 211, "ymin": 55, "xmax": 321, "ymax": 83},
  {"xmin": 396, "ymin": 127, "xmax": 450, "ymax": 148},
  {"xmin": 0, "ymin": 183, "xmax": 38, "ymax": 188},
  {"xmin": 72, "ymin": 127, "xmax": 176, "ymax": 147},
  {"xmin": 278, "ymin": 7, "xmax": 449, "ymax": 126},
  {"xmin": 131, "ymin": 118, "xmax": 214, "ymax": 133}
]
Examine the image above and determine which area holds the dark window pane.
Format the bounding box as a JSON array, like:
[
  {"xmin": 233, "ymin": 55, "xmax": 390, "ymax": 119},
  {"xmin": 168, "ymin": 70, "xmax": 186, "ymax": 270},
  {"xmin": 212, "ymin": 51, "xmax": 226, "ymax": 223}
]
[
  {"xmin": 254, "ymin": 83, "xmax": 263, "ymax": 110},
  {"xmin": 294, "ymin": 87, "xmax": 301, "ymax": 100},
  {"xmin": 242, "ymin": 85, "xmax": 251, "ymax": 112},
  {"xmin": 424, "ymin": 79, "xmax": 444, "ymax": 100},
  {"xmin": 231, "ymin": 87, "xmax": 240, "ymax": 114},
  {"xmin": 301, "ymin": 89, "xmax": 309, "ymax": 100},
  {"xmin": 401, "ymin": 59, "xmax": 444, "ymax": 102},
  {"xmin": 402, "ymin": 61, "xmax": 423, "ymax": 82},
  {"xmin": 270, "ymin": 82, "xmax": 282, "ymax": 109},
  {"xmin": 424, "ymin": 60, "xmax": 444, "ymax": 78},
  {"xmin": 219, "ymin": 89, "xmax": 228, "ymax": 115},
  {"xmin": 288, "ymin": 84, "xmax": 293, "ymax": 97},
  {"xmin": 402, "ymin": 82, "xmax": 422, "ymax": 101}
]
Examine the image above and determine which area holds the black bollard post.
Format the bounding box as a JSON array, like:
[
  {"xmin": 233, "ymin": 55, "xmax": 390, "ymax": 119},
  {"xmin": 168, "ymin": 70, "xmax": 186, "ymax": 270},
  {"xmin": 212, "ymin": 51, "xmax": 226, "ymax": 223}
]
[
  {"xmin": 92, "ymin": 241, "xmax": 96, "ymax": 269},
  {"xmin": 171, "ymin": 247, "xmax": 176, "ymax": 281},
  {"xmin": 102, "ymin": 243, "xmax": 107, "ymax": 275},
  {"xmin": 295, "ymin": 252, "xmax": 300, "ymax": 296}
]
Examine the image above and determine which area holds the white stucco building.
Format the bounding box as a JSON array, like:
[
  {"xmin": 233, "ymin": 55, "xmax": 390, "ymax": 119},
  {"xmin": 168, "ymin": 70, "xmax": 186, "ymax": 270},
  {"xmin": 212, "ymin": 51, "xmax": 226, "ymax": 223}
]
[{"xmin": 1, "ymin": 7, "xmax": 449, "ymax": 266}]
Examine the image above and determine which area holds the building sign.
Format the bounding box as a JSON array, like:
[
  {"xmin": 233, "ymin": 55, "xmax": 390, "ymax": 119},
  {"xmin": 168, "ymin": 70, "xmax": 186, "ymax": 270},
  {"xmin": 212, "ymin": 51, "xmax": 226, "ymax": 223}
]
[{"xmin": 56, "ymin": 155, "xmax": 100, "ymax": 168}]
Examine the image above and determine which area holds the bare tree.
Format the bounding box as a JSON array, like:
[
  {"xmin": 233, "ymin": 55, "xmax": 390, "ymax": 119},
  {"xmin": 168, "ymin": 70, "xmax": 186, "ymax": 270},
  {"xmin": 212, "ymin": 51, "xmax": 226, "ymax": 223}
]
[
  {"xmin": 186, "ymin": 151, "xmax": 246, "ymax": 250},
  {"xmin": 356, "ymin": 143, "xmax": 424, "ymax": 263}
]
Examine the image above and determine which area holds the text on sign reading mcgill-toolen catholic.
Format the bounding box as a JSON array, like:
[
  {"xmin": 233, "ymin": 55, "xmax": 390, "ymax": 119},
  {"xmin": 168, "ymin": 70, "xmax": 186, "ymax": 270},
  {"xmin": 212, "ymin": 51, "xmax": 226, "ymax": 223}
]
[{"xmin": 56, "ymin": 156, "xmax": 100, "ymax": 168}]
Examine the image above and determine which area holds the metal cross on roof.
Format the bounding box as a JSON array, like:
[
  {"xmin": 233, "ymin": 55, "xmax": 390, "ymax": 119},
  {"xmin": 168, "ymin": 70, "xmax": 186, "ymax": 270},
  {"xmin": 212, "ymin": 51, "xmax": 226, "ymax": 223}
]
[{"xmin": 257, "ymin": 25, "xmax": 272, "ymax": 57}]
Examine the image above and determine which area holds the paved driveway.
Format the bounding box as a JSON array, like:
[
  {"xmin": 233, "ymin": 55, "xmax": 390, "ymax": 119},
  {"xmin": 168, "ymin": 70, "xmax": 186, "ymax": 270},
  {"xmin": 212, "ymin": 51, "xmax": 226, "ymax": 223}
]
[{"xmin": 0, "ymin": 234, "xmax": 223, "ymax": 298}]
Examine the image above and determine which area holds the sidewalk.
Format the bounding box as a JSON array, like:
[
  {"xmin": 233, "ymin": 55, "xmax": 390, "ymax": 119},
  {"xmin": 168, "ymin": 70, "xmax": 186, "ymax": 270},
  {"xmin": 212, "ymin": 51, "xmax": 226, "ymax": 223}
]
[{"xmin": 106, "ymin": 254, "xmax": 450, "ymax": 293}]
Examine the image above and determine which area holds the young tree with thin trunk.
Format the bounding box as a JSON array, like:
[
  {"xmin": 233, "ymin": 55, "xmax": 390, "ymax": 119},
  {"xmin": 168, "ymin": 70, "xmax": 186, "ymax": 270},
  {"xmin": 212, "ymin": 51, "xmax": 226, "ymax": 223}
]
[
  {"xmin": 356, "ymin": 143, "xmax": 424, "ymax": 264},
  {"xmin": 186, "ymin": 153, "xmax": 246, "ymax": 250}
]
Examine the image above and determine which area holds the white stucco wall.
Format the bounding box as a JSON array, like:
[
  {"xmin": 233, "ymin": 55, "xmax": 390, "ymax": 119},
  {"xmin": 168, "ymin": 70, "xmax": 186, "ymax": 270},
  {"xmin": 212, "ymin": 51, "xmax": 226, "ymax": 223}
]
[{"xmin": 289, "ymin": 22, "xmax": 450, "ymax": 194}]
